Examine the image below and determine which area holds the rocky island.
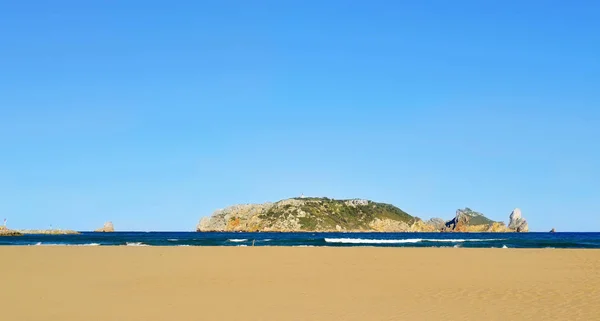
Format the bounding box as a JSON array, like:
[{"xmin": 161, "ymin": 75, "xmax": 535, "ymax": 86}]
[
  {"xmin": 1, "ymin": 225, "xmax": 79, "ymax": 236},
  {"xmin": 197, "ymin": 197, "xmax": 529, "ymax": 232},
  {"xmin": 19, "ymin": 229, "xmax": 80, "ymax": 235},
  {"xmin": 440, "ymin": 207, "xmax": 528, "ymax": 232}
]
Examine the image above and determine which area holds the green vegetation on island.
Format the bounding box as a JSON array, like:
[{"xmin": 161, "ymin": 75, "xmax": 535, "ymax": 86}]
[
  {"xmin": 456, "ymin": 207, "xmax": 498, "ymax": 226},
  {"xmin": 259, "ymin": 197, "xmax": 414, "ymax": 231}
]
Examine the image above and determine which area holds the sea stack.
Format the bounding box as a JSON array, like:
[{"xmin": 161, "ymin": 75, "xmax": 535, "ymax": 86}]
[
  {"xmin": 508, "ymin": 208, "xmax": 529, "ymax": 232},
  {"xmin": 95, "ymin": 222, "xmax": 115, "ymax": 232},
  {"xmin": 550, "ymin": 228, "xmax": 556, "ymax": 233}
]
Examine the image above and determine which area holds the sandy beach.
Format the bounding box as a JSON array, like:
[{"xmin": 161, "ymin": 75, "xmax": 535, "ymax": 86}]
[{"xmin": 1, "ymin": 247, "xmax": 599, "ymax": 321}]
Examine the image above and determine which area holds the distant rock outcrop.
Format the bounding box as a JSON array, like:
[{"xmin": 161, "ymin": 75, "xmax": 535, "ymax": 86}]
[
  {"xmin": 550, "ymin": 228, "xmax": 556, "ymax": 233},
  {"xmin": 18, "ymin": 229, "xmax": 79, "ymax": 235},
  {"xmin": 441, "ymin": 208, "xmax": 513, "ymax": 232},
  {"xmin": 441, "ymin": 208, "xmax": 499, "ymax": 232},
  {"xmin": 441, "ymin": 207, "xmax": 529, "ymax": 233},
  {"xmin": 95, "ymin": 222, "xmax": 115, "ymax": 232},
  {"xmin": 0, "ymin": 226, "xmax": 22, "ymax": 236},
  {"xmin": 508, "ymin": 208, "xmax": 529, "ymax": 232}
]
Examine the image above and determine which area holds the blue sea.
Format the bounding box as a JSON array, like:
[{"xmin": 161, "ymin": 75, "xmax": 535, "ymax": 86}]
[{"xmin": 1, "ymin": 232, "xmax": 600, "ymax": 248}]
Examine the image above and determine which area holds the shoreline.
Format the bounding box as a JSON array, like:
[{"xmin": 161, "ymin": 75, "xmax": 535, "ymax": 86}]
[{"xmin": 3, "ymin": 245, "xmax": 600, "ymax": 250}]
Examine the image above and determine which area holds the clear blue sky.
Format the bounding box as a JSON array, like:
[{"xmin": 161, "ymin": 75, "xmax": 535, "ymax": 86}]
[{"xmin": 1, "ymin": 1, "xmax": 598, "ymax": 231}]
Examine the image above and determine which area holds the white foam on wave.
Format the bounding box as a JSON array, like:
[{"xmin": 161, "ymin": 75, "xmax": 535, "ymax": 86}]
[
  {"xmin": 502, "ymin": 245, "xmax": 508, "ymax": 249},
  {"xmin": 228, "ymin": 239, "xmax": 248, "ymax": 242},
  {"xmin": 167, "ymin": 239, "xmax": 179, "ymax": 242},
  {"xmin": 425, "ymin": 239, "xmax": 505, "ymax": 243},
  {"xmin": 237, "ymin": 244, "xmax": 248, "ymax": 247},
  {"xmin": 324, "ymin": 238, "xmax": 506, "ymax": 244},
  {"xmin": 126, "ymin": 242, "xmax": 148, "ymax": 246},
  {"xmin": 325, "ymin": 238, "xmax": 422, "ymax": 244},
  {"xmin": 33, "ymin": 242, "xmax": 100, "ymax": 246}
]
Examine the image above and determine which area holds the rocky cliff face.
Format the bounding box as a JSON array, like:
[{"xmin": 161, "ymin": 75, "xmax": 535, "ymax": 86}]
[
  {"xmin": 426, "ymin": 218, "xmax": 446, "ymax": 230},
  {"xmin": 198, "ymin": 198, "xmax": 531, "ymax": 233},
  {"xmin": 95, "ymin": 222, "xmax": 115, "ymax": 232},
  {"xmin": 442, "ymin": 209, "xmax": 471, "ymax": 232},
  {"xmin": 508, "ymin": 208, "xmax": 529, "ymax": 232}
]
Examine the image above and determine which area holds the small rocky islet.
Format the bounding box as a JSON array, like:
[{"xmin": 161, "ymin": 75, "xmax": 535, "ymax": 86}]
[
  {"xmin": 95, "ymin": 221, "xmax": 115, "ymax": 232},
  {"xmin": 197, "ymin": 197, "xmax": 530, "ymax": 233},
  {"xmin": 0, "ymin": 221, "xmax": 115, "ymax": 236},
  {"xmin": 0, "ymin": 226, "xmax": 22, "ymax": 236},
  {"xmin": 0, "ymin": 226, "xmax": 79, "ymax": 236}
]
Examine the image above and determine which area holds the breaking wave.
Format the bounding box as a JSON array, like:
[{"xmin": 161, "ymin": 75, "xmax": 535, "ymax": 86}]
[
  {"xmin": 424, "ymin": 239, "xmax": 505, "ymax": 243},
  {"xmin": 33, "ymin": 242, "xmax": 100, "ymax": 246},
  {"xmin": 324, "ymin": 238, "xmax": 506, "ymax": 244},
  {"xmin": 325, "ymin": 238, "xmax": 422, "ymax": 244},
  {"xmin": 126, "ymin": 242, "xmax": 148, "ymax": 246},
  {"xmin": 228, "ymin": 239, "xmax": 247, "ymax": 242}
]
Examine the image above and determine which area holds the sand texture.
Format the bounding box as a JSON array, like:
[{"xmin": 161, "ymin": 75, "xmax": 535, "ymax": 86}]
[{"xmin": 1, "ymin": 247, "xmax": 599, "ymax": 321}]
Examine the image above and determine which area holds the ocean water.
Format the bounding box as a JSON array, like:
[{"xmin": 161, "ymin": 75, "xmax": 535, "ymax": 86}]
[{"xmin": 1, "ymin": 232, "xmax": 600, "ymax": 248}]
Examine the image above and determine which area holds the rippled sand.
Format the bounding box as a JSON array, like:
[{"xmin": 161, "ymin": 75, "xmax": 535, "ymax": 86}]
[{"xmin": 1, "ymin": 247, "xmax": 599, "ymax": 321}]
